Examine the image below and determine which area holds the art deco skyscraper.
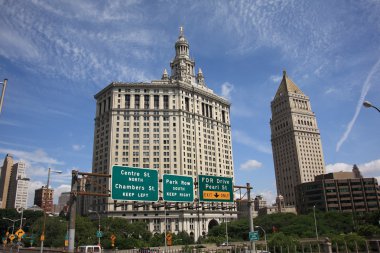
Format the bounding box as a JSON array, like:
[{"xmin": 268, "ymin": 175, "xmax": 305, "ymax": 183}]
[
  {"xmin": 270, "ymin": 71, "xmax": 326, "ymax": 206},
  {"xmin": 0, "ymin": 154, "xmax": 13, "ymax": 208},
  {"xmin": 91, "ymin": 28, "xmax": 234, "ymax": 239}
]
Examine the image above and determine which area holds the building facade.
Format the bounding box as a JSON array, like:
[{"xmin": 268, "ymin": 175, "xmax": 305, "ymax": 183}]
[
  {"xmin": 0, "ymin": 154, "xmax": 14, "ymax": 208},
  {"xmin": 34, "ymin": 187, "xmax": 54, "ymax": 212},
  {"xmin": 0, "ymin": 154, "xmax": 29, "ymax": 209},
  {"xmin": 270, "ymin": 71, "xmax": 326, "ymax": 205},
  {"xmin": 56, "ymin": 191, "xmax": 71, "ymax": 214},
  {"xmin": 295, "ymin": 169, "xmax": 380, "ymax": 214},
  {"xmin": 90, "ymin": 28, "xmax": 235, "ymax": 240},
  {"xmin": 7, "ymin": 161, "xmax": 29, "ymax": 209}
]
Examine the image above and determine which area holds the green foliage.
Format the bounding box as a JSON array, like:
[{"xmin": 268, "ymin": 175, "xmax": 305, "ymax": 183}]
[
  {"xmin": 356, "ymin": 224, "xmax": 380, "ymax": 237},
  {"xmin": 174, "ymin": 231, "xmax": 194, "ymax": 245},
  {"xmin": 268, "ymin": 232, "xmax": 299, "ymax": 248},
  {"xmin": 330, "ymin": 233, "xmax": 366, "ymax": 251}
]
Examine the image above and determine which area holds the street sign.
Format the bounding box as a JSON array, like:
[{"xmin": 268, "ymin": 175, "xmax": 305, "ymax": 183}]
[
  {"xmin": 15, "ymin": 229, "xmax": 25, "ymax": 239},
  {"xmin": 111, "ymin": 234, "xmax": 116, "ymax": 247},
  {"xmin": 96, "ymin": 231, "xmax": 103, "ymax": 238},
  {"xmin": 163, "ymin": 174, "xmax": 193, "ymax": 202},
  {"xmin": 9, "ymin": 234, "xmax": 15, "ymax": 241},
  {"xmin": 111, "ymin": 166, "xmax": 158, "ymax": 201},
  {"xmin": 249, "ymin": 231, "xmax": 259, "ymax": 241},
  {"xmin": 198, "ymin": 175, "xmax": 233, "ymax": 202}
]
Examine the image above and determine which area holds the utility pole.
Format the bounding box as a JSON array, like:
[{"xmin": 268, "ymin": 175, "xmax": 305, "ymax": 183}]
[
  {"xmin": 0, "ymin": 79, "xmax": 8, "ymax": 115},
  {"xmin": 247, "ymin": 183, "xmax": 255, "ymax": 253},
  {"xmin": 67, "ymin": 170, "xmax": 111, "ymax": 253},
  {"xmin": 68, "ymin": 170, "xmax": 78, "ymax": 253}
]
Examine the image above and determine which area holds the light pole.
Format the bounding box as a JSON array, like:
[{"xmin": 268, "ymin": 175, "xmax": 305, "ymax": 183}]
[
  {"xmin": 40, "ymin": 168, "xmax": 62, "ymax": 253},
  {"xmin": 225, "ymin": 212, "xmax": 229, "ymax": 246},
  {"xmin": 255, "ymin": 226, "xmax": 267, "ymax": 251},
  {"xmin": 0, "ymin": 78, "xmax": 8, "ymax": 115},
  {"xmin": 313, "ymin": 205, "xmax": 319, "ymax": 240},
  {"xmin": 363, "ymin": 101, "xmax": 380, "ymax": 113},
  {"xmin": 313, "ymin": 205, "xmax": 321, "ymax": 253},
  {"xmin": 89, "ymin": 210, "xmax": 101, "ymax": 246}
]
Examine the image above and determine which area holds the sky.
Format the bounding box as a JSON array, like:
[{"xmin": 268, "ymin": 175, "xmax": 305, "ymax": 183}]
[{"xmin": 0, "ymin": 0, "xmax": 379, "ymax": 206}]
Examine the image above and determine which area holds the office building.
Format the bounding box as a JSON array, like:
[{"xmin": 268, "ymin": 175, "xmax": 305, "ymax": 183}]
[
  {"xmin": 56, "ymin": 191, "xmax": 71, "ymax": 214},
  {"xmin": 295, "ymin": 166, "xmax": 380, "ymax": 214},
  {"xmin": 90, "ymin": 28, "xmax": 235, "ymax": 239},
  {"xmin": 270, "ymin": 71, "xmax": 326, "ymax": 205},
  {"xmin": 7, "ymin": 161, "xmax": 29, "ymax": 209},
  {"xmin": 0, "ymin": 154, "xmax": 14, "ymax": 208},
  {"xmin": 34, "ymin": 187, "xmax": 54, "ymax": 212},
  {"xmin": 0, "ymin": 154, "xmax": 29, "ymax": 209}
]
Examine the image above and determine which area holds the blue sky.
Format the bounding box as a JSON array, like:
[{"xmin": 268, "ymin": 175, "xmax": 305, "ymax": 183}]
[{"xmin": 0, "ymin": 0, "xmax": 379, "ymax": 206}]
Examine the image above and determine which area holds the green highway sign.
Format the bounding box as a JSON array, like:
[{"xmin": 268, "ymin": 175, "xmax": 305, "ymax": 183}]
[
  {"xmin": 198, "ymin": 175, "xmax": 233, "ymax": 202},
  {"xmin": 111, "ymin": 166, "xmax": 158, "ymax": 201},
  {"xmin": 96, "ymin": 231, "xmax": 103, "ymax": 238},
  {"xmin": 249, "ymin": 231, "xmax": 259, "ymax": 241},
  {"xmin": 163, "ymin": 174, "xmax": 194, "ymax": 202}
]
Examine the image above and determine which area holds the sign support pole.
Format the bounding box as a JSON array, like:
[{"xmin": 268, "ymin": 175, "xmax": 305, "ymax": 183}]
[
  {"xmin": 68, "ymin": 171, "xmax": 78, "ymax": 253},
  {"xmin": 164, "ymin": 202, "xmax": 167, "ymax": 253},
  {"xmin": 247, "ymin": 183, "xmax": 255, "ymax": 253}
]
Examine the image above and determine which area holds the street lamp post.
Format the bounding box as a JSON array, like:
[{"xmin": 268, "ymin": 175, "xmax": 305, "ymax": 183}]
[
  {"xmin": 2, "ymin": 218, "xmax": 25, "ymax": 235},
  {"xmin": 0, "ymin": 78, "xmax": 8, "ymax": 115},
  {"xmin": 40, "ymin": 168, "xmax": 62, "ymax": 253},
  {"xmin": 313, "ymin": 205, "xmax": 321, "ymax": 253},
  {"xmin": 363, "ymin": 101, "xmax": 380, "ymax": 113},
  {"xmin": 89, "ymin": 210, "xmax": 101, "ymax": 246},
  {"xmin": 255, "ymin": 226, "xmax": 267, "ymax": 251}
]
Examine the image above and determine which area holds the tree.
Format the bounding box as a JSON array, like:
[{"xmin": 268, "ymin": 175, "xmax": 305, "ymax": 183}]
[{"xmin": 268, "ymin": 232, "xmax": 299, "ymax": 249}]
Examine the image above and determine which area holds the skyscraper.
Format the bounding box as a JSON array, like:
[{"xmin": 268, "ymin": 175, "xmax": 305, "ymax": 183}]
[
  {"xmin": 7, "ymin": 161, "xmax": 29, "ymax": 209},
  {"xmin": 0, "ymin": 154, "xmax": 29, "ymax": 209},
  {"xmin": 270, "ymin": 71, "xmax": 326, "ymax": 205},
  {"xmin": 0, "ymin": 154, "xmax": 13, "ymax": 208},
  {"xmin": 91, "ymin": 28, "xmax": 235, "ymax": 239}
]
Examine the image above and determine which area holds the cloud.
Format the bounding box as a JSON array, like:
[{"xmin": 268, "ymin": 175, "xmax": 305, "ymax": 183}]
[
  {"xmin": 233, "ymin": 130, "xmax": 272, "ymax": 154},
  {"xmin": 0, "ymin": 148, "xmax": 63, "ymax": 165},
  {"xmin": 0, "ymin": 119, "xmax": 22, "ymax": 127},
  {"xmin": 324, "ymin": 87, "xmax": 337, "ymax": 95},
  {"xmin": 240, "ymin": 160, "xmax": 263, "ymax": 171},
  {"xmin": 270, "ymin": 75, "xmax": 282, "ymax": 83},
  {"xmin": 221, "ymin": 82, "xmax": 234, "ymax": 100},
  {"xmin": 257, "ymin": 189, "xmax": 277, "ymax": 205},
  {"xmin": 54, "ymin": 184, "xmax": 71, "ymax": 203},
  {"xmin": 72, "ymin": 144, "xmax": 85, "ymax": 151},
  {"xmin": 27, "ymin": 180, "xmax": 44, "ymax": 207},
  {"xmin": 326, "ymin": 159, "xmax": 380, "ymax": 176},
  {"xmin": 26, "ymin": 180, "xmax": 71, "ymax": 207},
  {"xmin": 336, "ymin": 57, "xmax": 380, "ymax": 151}
]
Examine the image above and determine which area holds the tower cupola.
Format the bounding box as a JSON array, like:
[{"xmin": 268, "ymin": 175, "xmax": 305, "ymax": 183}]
[{"xmin": 170, "ymin": 27, "xmax": 195, "ymax": 83}]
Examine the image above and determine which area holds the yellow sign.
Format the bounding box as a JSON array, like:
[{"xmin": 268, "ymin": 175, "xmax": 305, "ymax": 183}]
[
  {"xmin": 40, "ymin": 234, "xmax": 45, "ymax": 241},
  {"xmin": 202, "ymin": 191, "xmax": 230, "ymax": 200},
  {"xmin": 9, "ymin": 234, "xmax": 15, "ymax": 241},
  {"xmin": 65, "ymin": 240, "xmax": 69, "ymax": 247},
  {"xmin": 110, "ymin": 234, "xmax": 116, "ymax": 241},
  {"xmin": 166, "ymin": 233, "xmax": 172, "ymax": 240},
  {"xmin": 15, "ymin": 228, "xmax": 25, "ymax": 239}
]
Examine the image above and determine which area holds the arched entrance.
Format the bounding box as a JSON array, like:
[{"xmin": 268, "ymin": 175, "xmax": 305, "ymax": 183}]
[{"xmin": 208, "ymin": 219, "xmax": 219, "ymax": 230}]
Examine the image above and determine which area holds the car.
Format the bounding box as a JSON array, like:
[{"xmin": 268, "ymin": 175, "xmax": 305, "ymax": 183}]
[
  {"xmin": 139, "ymin": 248, "xmax": 158, "ymax": 253},
  {"xmin": 220, "ymin": 242, "xmax": 229, "ymax": 246},
  {"xmin": 78, "ymin": 245, "xmax": 102, "ymax": 253}
]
